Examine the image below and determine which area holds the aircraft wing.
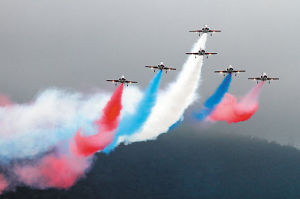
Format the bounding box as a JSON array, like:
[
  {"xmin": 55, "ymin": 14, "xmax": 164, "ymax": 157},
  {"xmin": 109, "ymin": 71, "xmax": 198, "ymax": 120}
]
[
  {"xmin": 145, "ymin": 66, "xmax": 159, "ymax": 69},
  {"xmin": 267, "ymin": 77, "xmax": 279, "ymax": 80},
  {"xmin": 124, "ymin": 80, "xmax": 138, "ymax": 84},
  {"xmin": 205, "ymin": 52, "xmax": 218, "ymax": 55},
  {"xmin": 106, "ymin": 79, "xmax": 120, "ymax": 83},
  {"xmin": 185, "ymin": 52, "xmax": 199, "ymax": 55},
  {"xmin": 232, "ymin": 70, "xmax": 246, "ymax": 73},
  {"xmin": 163, "ymin": 67, "xmax": 176, "ymax": 71},
  {"xmin": 189, "ymin": 30, "xmax": 203, "ymax": 32},
  {"xmin": 209, "ymin": 30, "xmax": 221, "ymax": 32},
  {"xmin": 248, "ymin": 77, "xmax": 261, "ymax": 80},
  {"xmin": 214, "ymin": 70, "xmax": 228, "ymax": 74}
]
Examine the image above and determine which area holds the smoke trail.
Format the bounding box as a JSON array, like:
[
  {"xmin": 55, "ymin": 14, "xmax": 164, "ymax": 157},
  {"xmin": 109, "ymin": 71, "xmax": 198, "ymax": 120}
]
[
  {"xmin": 0, "ymin": 90, "xmax": 112, "ymax": 161},
  {"xmin": 0, "ymin": 33, "xmax": 208, "ymax": 194},
  {"xmin": 194, "ymin": 74, "xmax": 232, "ymax": 121},
  {"xmin": 14, "ymin": 148, "xmax": 91, "ymax": 189},
  {"xmin": 117, "ymin": 34, "xmax": 208, "ymax": 144},
  {"xmin": 104, "ymin": 70, "xmax": 163, "ymax": 152},
  {"xmin": 0, "ymin": 84, "xmax": 138, "ymax": 192},
  {"xmin": 0, "ymin": 86, "xmax": 143, "ymax": 161},
  {"xmin": 71, "ymin": 84, "xmax": 124, "ymax": 157},
  {"xmin": 209, "ymin": 81, "xmax": 264, "ymax": 124}
]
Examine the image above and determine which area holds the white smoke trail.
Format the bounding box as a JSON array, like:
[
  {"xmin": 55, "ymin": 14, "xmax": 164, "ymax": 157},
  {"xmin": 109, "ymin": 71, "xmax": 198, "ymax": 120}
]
[
  {"xmin": 119, "ymin": 34, "xmax": 208, "ymax": 143},
  {"xmin": 0, "ymin": 87, "xmax": 141, "ymax": 161}
]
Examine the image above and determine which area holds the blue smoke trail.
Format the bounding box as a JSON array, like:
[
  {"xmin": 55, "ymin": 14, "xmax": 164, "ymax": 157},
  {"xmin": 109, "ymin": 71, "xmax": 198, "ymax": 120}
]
[
  {"xmin": 194, "ymin": 74, "xmax": 232, "ymax": 121},
  {"xmin": 104, "ymin": 70, "xmax": 163, "ymax": 152}
]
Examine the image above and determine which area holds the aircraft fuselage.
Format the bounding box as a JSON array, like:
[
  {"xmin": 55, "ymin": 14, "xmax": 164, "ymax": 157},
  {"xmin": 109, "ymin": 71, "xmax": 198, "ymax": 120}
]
[
  {"xmin": 118, "ymin": 78, "xmax": 126, "ymax": 83},
  {"xmin": 202, "ymin": 27, "xmax": 210, "ymax": 33},
  {"xmin": 198, "ymin": 50, "xmax": 206, "ymax": 55},
  {"xmin": 261, "ymin": 76, "xmax": 268, "ymax": 81},
  {"xmin": 158, "ymin": 64, "xmax": 165, "ymax": 70}
]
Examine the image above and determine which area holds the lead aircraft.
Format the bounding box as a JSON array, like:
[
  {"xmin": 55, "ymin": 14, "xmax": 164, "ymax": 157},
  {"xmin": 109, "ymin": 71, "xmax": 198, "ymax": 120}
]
[{"xmin": 189, "ymin": 25, "xmax": 221, "ymax": 36}]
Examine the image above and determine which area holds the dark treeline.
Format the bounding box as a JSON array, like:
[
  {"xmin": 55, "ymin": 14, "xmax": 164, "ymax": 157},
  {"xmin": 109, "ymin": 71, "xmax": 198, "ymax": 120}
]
[{"xmin": 3, "ymin": 127, "xmax": 300, "ymax": 199}]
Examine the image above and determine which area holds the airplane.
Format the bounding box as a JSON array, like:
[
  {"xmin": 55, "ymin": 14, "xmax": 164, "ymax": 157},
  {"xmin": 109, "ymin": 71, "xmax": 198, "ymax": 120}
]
[
  {"xmin": 145, "ymin": 62, "xmax": 176, "ymax": 73},
  {"xmin": 214, "ymin": 65, "xmax": 246, "ymax": 76},
  {"xmin": 106, "ymin": 75, "xmax": 138, "ymax": 86},
  {"xmin": 185, "ymin": 49, "xmax": 218, "ymax": 58},
  {"xmin": 248, "ymin": 73, "xmax": 279, "ymax": 84},
  {"xmin": 189, "ymin": 25, "xmax": 221, "ymax": 36}
]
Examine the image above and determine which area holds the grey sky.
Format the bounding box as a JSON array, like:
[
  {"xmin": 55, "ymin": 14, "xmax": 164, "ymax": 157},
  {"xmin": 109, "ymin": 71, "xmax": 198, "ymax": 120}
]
[{"xmin": 0, "ymin": 0, "xmax": 299, "ymax": 146}]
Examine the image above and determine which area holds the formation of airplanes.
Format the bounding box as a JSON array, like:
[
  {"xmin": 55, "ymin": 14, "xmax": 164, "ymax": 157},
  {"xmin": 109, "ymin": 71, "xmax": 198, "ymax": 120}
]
[
  {"xmin": 214, "ymin": 66, "xmax": 279, "ymax": 83},
  {"xmin": 107, "ymin": 25, "xmax": 279, "ymax": 86}
]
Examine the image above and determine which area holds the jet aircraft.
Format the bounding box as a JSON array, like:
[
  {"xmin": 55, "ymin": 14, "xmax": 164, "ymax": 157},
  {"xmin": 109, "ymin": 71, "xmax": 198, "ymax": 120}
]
[
  {"xmin": 106, "ymin": 75, "xmax": 138, "ymax": 86},
  {"xmin": 185, "ymin": 49, "xmax": 217, "ymax": 58},
  {"xmin": 145, "ymin": 62, "xmax": 176, "ymax": 73},
  {"xmin": 189, "ymin": 25, "xmax": 221, "ymax": 36},
  {"xmin": 248, "ymin": 73, "xmax": 279, "ymax": 84},
  {"xmin": 214, "ymin": 65, "xmax": 246, "ymax": 76}
]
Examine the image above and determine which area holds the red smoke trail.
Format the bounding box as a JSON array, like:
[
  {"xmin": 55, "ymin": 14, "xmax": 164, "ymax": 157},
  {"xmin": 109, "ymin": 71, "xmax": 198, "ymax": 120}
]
[
  {"xmin": 15, "ymin": 153, "xmax": 90, "ymax": 189},
  {"xmin": 209, "ymin": 82, "xmax": 264, "ymax": 124},
  {"xmin": 38, "ymin": 154, "xmax": 88, "ymax": 188},
  {"xmin": 12, "ymin": 84, "xmax": 124, "ymax": 190},
  {"xmin": 71, "ymin": 84, "xmax": 124, "ymax": 157}
]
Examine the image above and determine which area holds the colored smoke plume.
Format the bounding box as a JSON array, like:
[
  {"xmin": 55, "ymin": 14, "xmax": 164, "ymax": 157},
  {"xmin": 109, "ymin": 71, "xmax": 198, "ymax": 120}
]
[
  {"xmin": 209, "ymin": 81, "xmax": 264, "ymax": 124},
  {"xmin": 195, "ymin": 73, "xmax": 232, "ymax": 121},
  {"xmin": 14, "ymin": 151, "xmax": 90, "ymax": 189},
  {"xmin": 3, "ymin": 84, "xmax": 126, "ymax": 191},
  {"xmin": 0, "ymin": 89, "xmax": 113, "ymax": 161},
  {"xmin": 0, "ymin": 33, "xmax": 211, "ymax": 194},
  {"xmin": 71, "ymin": 84, "xmax": 124, "ymax": 157},
  {"xmin": 120, "ymin": 33, "xmax": 208, "ymax": 143},
  {"xmin": 105, "ymin": 70, "xmax": 163, "ymax": 152}
]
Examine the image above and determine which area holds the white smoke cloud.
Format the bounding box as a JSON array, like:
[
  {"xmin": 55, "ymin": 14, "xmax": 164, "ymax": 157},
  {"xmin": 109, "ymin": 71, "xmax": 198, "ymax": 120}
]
[
  {"xmin": 119, "ymin": 33, "xmax": 208, "ymax": 143},
  {"xmin": 0, "ymin": 86, "xmax": 142, "ymax": 161}
]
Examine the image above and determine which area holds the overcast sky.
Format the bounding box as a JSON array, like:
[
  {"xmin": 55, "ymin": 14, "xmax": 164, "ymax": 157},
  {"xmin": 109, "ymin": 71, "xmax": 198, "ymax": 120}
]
[{"xmin": 0, "ymin": 0, "xmax": 299, "ymax": 147}]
